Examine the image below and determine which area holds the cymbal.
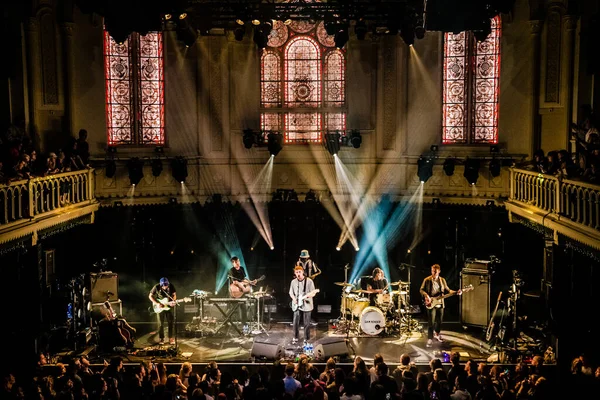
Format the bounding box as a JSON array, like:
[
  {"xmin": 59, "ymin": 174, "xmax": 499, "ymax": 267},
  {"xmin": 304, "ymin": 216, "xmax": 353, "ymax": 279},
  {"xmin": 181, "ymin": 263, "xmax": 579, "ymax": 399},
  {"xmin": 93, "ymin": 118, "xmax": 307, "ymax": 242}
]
[
  {"xmin": 390, "ymin": 281, "xmax": 410, "ymax": 286},
  {"xmin": 389, "ymin": 291, "xmax": 408, "ymax": 295},
  {"xmin": 334, "ymin": 282, "xmax": 354, "ymax": 287},
  {"xmin": 352, "ymin": 289, "xmax": 375, "ymax": 294}
]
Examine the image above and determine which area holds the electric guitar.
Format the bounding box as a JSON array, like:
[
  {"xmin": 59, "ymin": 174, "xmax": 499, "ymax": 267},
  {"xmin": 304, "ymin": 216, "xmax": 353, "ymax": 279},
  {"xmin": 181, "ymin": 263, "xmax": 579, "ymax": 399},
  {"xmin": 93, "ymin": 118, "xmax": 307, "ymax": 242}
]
[
  {"xmin": 290, "ymin": 289, "xmax": 320, "ymax": 311},
  {"xmin": 424, "ymin": 284, "xmax": 473, "ymax": 309},
  {"xmin": 229, "ymin": 275, "xmax": 266, "ymax": 298},
  {"xmin": 150, "ymin": 297, "xmax": 192, "ymax": 314},
  {"xmin": 486, "ymin": 291, "xmax": 503, "ymax": 341}
]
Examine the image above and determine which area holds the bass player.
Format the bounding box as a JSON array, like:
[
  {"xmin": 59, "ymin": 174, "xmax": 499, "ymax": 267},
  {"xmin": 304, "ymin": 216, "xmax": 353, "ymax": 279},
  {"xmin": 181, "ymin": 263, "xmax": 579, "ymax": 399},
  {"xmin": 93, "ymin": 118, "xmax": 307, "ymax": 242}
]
[
  {"xmin": 419, "ymin": 264, "xmax": 462, "ymax": 347},
  {"xmin": 148, "ymin": 277, "xmax": 177, "ymax": 345},
  {"xmin": 228, "ymin": 256, "xmax": 256, "ymax": 333}
]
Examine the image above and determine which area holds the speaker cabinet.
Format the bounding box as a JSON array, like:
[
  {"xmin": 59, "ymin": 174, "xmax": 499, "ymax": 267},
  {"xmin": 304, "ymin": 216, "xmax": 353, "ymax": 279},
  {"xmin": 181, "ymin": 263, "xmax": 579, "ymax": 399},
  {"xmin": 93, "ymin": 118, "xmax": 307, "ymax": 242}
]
[
  {"xmin": 90, "ymin": 273, "xmax": 119, "ymax": 303},
  {"xmin": 251, "ymin": 341, "xmax": 284, "ymax": 360},
  {"xmin": 314, "ymin": 339, "xmax": 349, "ymax": 360},
  {"xmin": 461, "ymin": 270, "xmax": 490, "ymax": 327}
]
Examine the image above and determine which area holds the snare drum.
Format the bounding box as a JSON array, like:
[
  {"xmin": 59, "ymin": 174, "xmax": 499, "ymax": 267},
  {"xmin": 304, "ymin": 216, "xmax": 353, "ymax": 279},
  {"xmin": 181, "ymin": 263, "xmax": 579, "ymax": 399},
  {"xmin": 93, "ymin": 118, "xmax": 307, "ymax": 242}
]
[
  {"xmin": 359, "ymin": 306, "xmax": 386, "ymax": 335},
  {"xmin": 376, "ymin": 293, "xmax": 392, "ymax": 309},
  {"xmin": 352, "ymin": 298, "xmax": 370, "ymax": 317}
]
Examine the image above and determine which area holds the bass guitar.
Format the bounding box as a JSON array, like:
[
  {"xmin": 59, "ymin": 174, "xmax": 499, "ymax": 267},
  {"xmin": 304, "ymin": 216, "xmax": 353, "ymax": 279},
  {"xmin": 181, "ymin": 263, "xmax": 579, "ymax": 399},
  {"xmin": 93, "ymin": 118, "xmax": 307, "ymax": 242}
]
[
  {"xmin": 486, "ymin": 291, "xmax": 503, "ymax": 341},
  {"xmin": 424, "ymin": 284, "xmax": 473, "ymax": 309},
  {"xmin": 229, "ymin": 275, "xmax": 266, "ymax": 298},
  {"xmin": 149, "ymin": 297, "xmax": 192, "ymax": 314},
  {"xmin": 290, "ymin": 289, "xmax": 320, "ymax": 311}
]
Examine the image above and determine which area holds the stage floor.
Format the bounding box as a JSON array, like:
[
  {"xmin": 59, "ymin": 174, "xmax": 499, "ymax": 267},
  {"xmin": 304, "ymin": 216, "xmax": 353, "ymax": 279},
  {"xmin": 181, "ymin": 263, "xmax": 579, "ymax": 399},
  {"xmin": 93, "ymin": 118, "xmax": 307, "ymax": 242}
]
[{"xmin": 100, "ymin": 315, "xmax": 523, "ymax": 366}]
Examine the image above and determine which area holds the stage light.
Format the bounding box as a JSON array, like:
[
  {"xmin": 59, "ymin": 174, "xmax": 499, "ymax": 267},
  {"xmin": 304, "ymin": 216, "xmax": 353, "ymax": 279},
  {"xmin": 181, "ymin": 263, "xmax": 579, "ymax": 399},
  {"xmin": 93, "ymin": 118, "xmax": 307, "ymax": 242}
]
[
  {"xmin": 267, "ymin": 132, "xmax": 283, "ymax": 156},
  {"xmin": 489, "ymin": 158, "xmax": 501, "ymax": 177},
  {"xmin": 171, "ymin": 156, "xmax": 188, "ymax": 183},
  {"xmin": 350, "ymin": 130, "xmax": 362, "ymax": 149},
  {"xmin": 334, "ymin": 27, "xmax": 349, "ymax": 49},
  {"xmin": 417, "ymin": 155, "xmax": 433, "ymax": 183},
  {"xmin": 272, "ymin": 190, "xmax": 284, "ymax": 202},
  {"xmin": 270, "ymin": 246, "xmax": 274, "ymax": 250},
  {"xmin": 176, "ymin": 17, "xmax": 198, "ymax": 47},
  {"xmin": 400, "ymin": 27, "xmax": 415, "ymax": 46},
  {"xmin": 355, "ymin": 20, "xmax": 367, "ymax": 40},
  {"xmin": 251, "ymin": 19, "xmax": 261, "ymax": 26},
  {"xmin": 336, "ymin": 247, "xmax": 341, "ymax": 251},
  {"xmin": 234, "ymin": 26, "xmax": 246, "ymax": 41},
  {"xmin": 288, "ymin": 189, "xmax": 298, "ymax": 202},
  {"xmin": 443, "ymin": 157, "xmax": 455, "ymax": 176},
  {"xmin": 243, "ymin": 129, "xmax": 256, "ymax": 148},
  {"xmin": 464, "ymin": 158, "xmax": 481, "ymax": 185},
  {"xmin": 407, "ymin": 249, "xmax": 411, "ymax": 254},
  {"xmin": 165, "ymin": 14, "xmax": 172, "ymax": 20},
  {"xmin": 179, "ymin": 13, "xmax": 187, "ymax": 20},
  {"xmin": 127, "ymin": 157, "xmax": 144, "ymax": 186},
  {"xmin": 151, "ymin": 158, "xmax": 163, "ymax": 177},
  {"xmin": 355, "ymin": 247, "xmax": 359, "ymax": 251},
  {"xmin": 415, "ymin": 25, "xmax": 426, "ymax": 39},
  {"xmin": 253, "ymin": 21, "xmax": 272, "ymax": 49},
  {"xmin": 325, "ymin": 132, "xmax": 341, "ymax": 156},
  {"xmin": 105, "ymin": 159, "xmax": 117, "ymax": 178},
  {"xmin": 305, "ymin": 189, "xmax": 317, "ymax": 202}
]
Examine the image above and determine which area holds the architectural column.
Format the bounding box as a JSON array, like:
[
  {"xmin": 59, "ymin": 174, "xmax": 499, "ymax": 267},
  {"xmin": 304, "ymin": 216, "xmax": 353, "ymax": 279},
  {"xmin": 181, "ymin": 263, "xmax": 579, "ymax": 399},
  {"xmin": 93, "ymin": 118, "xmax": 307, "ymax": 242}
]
[
  {"xmin": 563, "ymin": 15, "xmax": 578, "ymax": 150},
  {"xmin": 529, "ymin": 20, "xmax": 542, "ymax": 154},
  {"xmin": 61, "ymin": 22, "xmax": 76, "ymax": 135},
  {"xmin": 25, "ymin": 17, "xmax": 41, "ymax": 147}
]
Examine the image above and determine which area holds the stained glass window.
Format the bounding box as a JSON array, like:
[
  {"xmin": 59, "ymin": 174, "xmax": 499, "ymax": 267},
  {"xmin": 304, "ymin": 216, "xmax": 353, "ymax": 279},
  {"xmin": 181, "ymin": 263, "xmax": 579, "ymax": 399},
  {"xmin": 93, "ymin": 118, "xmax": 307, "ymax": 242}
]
[
  {"xmin": 260, "ymin": 18, "xmax": 346, "ymax": 144},
  {"xmin": 104, "ymin": 31, "xmax": 165, "ymax": 145},
  {"xmin": 442, "ymin": 16, "xmax": 501, "ymax": 144}
]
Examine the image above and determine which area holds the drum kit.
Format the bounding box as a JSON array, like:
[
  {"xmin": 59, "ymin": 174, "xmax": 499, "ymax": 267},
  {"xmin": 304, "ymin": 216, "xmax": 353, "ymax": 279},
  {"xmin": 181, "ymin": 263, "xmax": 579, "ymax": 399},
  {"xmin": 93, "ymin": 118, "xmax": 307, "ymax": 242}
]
[{"xmin": 334, "ymin": 279, "xmax": 421, "ymax": 337}]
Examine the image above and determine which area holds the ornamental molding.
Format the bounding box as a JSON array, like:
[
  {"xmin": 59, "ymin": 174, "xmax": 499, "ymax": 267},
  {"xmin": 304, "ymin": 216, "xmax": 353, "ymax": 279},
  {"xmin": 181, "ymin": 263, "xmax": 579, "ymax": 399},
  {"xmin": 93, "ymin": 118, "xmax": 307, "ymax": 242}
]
[{"xmin": 0, "ymin": 201, "xmax": 99, "ymax": 246}]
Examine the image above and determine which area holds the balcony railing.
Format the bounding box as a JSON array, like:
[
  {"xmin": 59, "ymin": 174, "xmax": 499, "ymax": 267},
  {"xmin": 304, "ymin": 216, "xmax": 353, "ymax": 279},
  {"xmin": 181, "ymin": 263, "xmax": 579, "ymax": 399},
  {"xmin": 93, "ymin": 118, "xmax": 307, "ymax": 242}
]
[
  {"xmin": 509, "ymin": 168, "xmax": 600, "ymax": 239},
  {"xmin": 0, "ymin": 169, "xmax": 96, "ymax": 227}
]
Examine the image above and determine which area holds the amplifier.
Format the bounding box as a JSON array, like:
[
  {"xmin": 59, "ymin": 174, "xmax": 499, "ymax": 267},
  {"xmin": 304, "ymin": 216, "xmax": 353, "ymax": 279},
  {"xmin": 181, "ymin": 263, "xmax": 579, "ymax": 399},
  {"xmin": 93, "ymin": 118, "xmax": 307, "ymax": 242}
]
[
  {"xmin": 90, "ymin": 272, "xmax": 119, "ymax": 303},
  {"xmin": 465, "ymin": 259, "xmax": 492, "ymax": 271}
]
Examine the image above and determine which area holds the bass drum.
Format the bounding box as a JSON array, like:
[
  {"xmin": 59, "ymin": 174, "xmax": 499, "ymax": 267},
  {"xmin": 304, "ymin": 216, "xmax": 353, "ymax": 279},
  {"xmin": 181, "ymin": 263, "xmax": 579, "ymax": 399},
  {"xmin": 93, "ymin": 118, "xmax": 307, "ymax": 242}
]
[{"xmin": 359, "ymin": 306, "xmax": 386, "ymax": 335}]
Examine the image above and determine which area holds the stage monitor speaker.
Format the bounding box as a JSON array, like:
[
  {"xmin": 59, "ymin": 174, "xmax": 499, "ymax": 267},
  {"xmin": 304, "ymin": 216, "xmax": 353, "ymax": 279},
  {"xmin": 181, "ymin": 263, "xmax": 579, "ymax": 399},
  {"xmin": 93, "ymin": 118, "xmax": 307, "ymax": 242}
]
[
  {"xmin": 314, "ymin": 339, "xmax": 349, "ymax": 360},
  {"xmin": 461, "ymin": 270, "xmax": 490, "ymax": 327},
  {"xmin": 251, "ymin": 341, "xmax": 284, "ymax": 360},
  {"xmin": 90, "ymin": 272, "xmax": 119, "ymax": 303}
]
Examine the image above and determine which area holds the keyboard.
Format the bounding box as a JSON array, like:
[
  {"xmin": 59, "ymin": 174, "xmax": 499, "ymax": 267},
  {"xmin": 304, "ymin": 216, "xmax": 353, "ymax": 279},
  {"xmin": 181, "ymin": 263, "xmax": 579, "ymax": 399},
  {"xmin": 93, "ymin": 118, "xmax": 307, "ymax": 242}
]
[{"xmin": 206, "ymin": 298, "xmax": 250, "ymax": 303}]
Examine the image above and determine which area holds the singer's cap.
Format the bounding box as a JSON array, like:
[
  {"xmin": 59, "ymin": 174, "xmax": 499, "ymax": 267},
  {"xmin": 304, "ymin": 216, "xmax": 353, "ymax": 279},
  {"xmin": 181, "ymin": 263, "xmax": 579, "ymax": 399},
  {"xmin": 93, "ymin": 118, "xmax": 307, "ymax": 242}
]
[{"xmin": 160, "ymin": 277, "xmax": 169, "ymax": 286}]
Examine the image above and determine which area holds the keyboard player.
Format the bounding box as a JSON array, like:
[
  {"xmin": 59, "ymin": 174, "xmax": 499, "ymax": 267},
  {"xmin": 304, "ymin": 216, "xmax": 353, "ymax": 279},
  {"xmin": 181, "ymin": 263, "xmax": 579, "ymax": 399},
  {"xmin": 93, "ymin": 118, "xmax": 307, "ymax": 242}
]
[{"xmin": 229, "ymin": 256, "xmax": 251, "ymax": 333}]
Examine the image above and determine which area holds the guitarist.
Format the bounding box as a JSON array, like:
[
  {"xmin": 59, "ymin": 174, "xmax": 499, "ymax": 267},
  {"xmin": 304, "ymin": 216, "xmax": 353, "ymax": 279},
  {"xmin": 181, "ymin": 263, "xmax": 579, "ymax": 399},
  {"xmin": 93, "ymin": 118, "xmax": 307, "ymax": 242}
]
[
  {"xmin": 289, "ymin": 265, "xmax": 317, "ymax": 345},
  {"xmin": 228, "ymin": 256, "xmax": 255, "ymax": 332},
  {"xmin": 296, "ymin": 249, "xmax": 321, "ymax": 326},
  {"xmin": 419, "ymin": 264, "xmax": 462, "ymax": 348},
  {"xmin": 148, "ymin": 277, "xmax": 177, "ymax": 345}
]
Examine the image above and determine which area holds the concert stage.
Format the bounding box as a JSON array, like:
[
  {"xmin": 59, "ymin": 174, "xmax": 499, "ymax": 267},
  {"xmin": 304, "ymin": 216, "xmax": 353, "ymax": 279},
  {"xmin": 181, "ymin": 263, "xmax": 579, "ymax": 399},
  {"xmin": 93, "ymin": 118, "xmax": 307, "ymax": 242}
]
[{"xmin": 90, "ymin": 315, "xmax": 547, "ymax": 368}]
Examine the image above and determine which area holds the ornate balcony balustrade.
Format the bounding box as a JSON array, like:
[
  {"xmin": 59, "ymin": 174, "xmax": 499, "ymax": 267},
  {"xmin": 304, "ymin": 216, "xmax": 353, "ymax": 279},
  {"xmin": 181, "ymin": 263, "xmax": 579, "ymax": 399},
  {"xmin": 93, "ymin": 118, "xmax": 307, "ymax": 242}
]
[
  {"xmin": 0, "ymin": 169, "xmax": 99, "ymax": 246},
  {"xmin": 506, "ymin": 168, "xmax": 600, "ymax": 250}
]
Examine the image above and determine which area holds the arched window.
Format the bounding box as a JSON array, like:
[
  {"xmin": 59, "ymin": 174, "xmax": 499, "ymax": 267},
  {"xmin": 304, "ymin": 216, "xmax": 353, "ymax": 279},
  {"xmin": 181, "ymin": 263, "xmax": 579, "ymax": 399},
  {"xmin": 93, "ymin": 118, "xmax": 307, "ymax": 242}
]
[
  {"xmin": 260, "ymin": 20, "xmax": 346, "ymax": 144},
  {"xmin": 104, "ymin": 31, "xmax": 165, "ymax": 145},
  {"xmin": 442, "ymin": 16, "xmax": 501, "ymax": 144}
]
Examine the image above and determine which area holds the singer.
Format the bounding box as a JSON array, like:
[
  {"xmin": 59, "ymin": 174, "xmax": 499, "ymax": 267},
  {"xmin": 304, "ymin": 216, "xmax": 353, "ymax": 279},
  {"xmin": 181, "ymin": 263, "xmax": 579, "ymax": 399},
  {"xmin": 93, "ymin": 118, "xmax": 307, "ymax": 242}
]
[{"xmin": 148, "ymin": 277, "xmax": 177, "ymax": 345}]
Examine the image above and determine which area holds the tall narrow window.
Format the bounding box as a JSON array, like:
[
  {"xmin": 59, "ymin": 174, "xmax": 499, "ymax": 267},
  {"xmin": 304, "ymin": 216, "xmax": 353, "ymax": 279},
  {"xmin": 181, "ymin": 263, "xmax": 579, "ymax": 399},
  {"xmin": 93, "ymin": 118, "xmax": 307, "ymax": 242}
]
[
  {"xmin": 104, "ymin": 31, "xmax": 165, "ymax": 145},
  {"xmin": 442, "ymin": 16, "xmax": 501, "ymax": 144},
  {"xmin": 260, "ymin": 20, "xmax": 346, "ymax": 144}
]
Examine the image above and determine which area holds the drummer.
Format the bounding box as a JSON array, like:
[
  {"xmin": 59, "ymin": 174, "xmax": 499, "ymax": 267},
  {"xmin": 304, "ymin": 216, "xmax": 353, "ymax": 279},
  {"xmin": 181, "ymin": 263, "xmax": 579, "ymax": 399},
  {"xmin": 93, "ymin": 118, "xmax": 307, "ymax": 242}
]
[{"xmin": 366, "ymin": 268, "xmax": 389, "ymax": 307}]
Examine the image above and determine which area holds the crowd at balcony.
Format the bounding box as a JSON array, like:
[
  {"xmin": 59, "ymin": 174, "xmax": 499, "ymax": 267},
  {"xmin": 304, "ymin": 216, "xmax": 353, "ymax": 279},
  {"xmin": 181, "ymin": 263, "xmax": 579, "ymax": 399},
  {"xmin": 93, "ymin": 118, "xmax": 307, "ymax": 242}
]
[
  {"xmin": 520, "ymin": 106, "xmax": 600, "ymax": 185},
  {"xmin": 0, "ymin": 124, "xmax": 90, "ymax": 185}
]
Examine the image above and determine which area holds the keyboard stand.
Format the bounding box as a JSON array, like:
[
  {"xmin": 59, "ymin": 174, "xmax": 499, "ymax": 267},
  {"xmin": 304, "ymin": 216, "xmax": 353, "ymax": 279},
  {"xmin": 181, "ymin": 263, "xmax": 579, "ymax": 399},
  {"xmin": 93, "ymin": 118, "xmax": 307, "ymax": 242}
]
[{"xmin": 212, "ymin": 302, "xmax": 243, "ymax": 335}]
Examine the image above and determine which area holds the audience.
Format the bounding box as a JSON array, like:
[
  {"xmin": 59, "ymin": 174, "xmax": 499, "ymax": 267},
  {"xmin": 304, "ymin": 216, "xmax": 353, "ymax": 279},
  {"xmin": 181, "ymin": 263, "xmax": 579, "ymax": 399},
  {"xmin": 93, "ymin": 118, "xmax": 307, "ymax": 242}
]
[{"xmin": 0, "ymin": 124, "xmax": 90, "ymax": 184}]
